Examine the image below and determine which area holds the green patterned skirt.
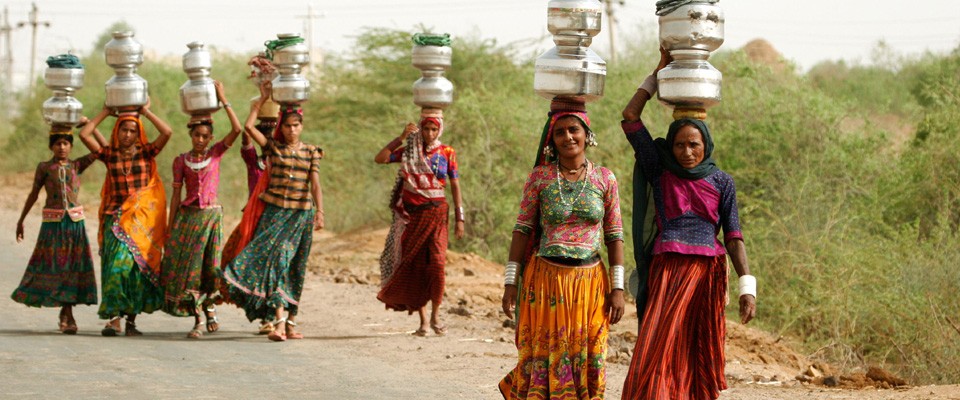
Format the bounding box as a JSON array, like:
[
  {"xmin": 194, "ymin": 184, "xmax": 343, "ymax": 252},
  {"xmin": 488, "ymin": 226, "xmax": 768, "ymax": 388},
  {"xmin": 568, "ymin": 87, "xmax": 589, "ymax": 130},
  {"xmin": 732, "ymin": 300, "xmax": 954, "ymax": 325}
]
[
  {"xmin": 97, "ymin": 214, "xmax": 163, "ymax": 319},
  {"xmin": 223, "ymin": 204, "xmax": 314, "ymax": 322},
  {"xmin": 11, "ymin": 216, "xmax": 97, "ymax": 307},
  {"xmin": 160, "ymin": 206, "xmax": 223, "ymax": 317}
]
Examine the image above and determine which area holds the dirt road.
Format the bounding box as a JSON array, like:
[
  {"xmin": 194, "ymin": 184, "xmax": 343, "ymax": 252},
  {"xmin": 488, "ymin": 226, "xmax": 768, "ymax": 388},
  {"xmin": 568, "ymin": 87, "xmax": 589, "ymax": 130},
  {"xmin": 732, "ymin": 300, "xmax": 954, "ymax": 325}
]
[{"xmin": 0, "ymin": 179, "xmax": 957, "ymax": 399}]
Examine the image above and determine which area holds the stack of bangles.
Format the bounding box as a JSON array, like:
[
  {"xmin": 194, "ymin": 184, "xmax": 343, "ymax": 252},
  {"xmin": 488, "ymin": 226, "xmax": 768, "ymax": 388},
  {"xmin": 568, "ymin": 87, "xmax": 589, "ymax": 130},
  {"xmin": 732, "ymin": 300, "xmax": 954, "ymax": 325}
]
[
  {"xmin": 455, "ymin": 206, "xmax": 464, "ymax": 222},
  {"xmin": 503, "ymin": 262, "xmax": 626, "ymax": 291},
  {"xmin": 739, "ymin": 275, "xmax": 757, "ymax": 299}
]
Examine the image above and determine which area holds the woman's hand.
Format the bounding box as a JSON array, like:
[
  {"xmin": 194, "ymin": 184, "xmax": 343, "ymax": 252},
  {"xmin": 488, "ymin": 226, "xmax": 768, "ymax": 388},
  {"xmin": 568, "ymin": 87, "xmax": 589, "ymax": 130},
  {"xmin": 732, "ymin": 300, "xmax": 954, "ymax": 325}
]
[
  {"xmin": 15, "ymin": 222, "xmax": 24, "ymax": 243},
  {"xmin": 139, "ymin": 96, "xmax": 152, "ymax": 114},
  {"xmin": 400, "ymin": 122, "xmax": 418, "ymax": 142},
  {"xmin": 259, "ymin": 81, "xmax": 272, "ymax": 99},
  {"xmin": 607, "ymin": 289, "xmax": 625, "ymax": 324},
  {"xmin": 739, "ymin": 294, "xmax": 756, "ymax": 324},
  {"xmin": 214, "ymin": 80, "xmax": 227, "ymax": 103},
  {"xmin": 502, "ymin": 285, "xmax": 518, "ymax": 318},
  {"xmin": 314, "ymin": 212, "xmax": 324, "ymax": 231},
  {"xmin": 454, "ymin": 220, "xmax": 464, "ymax": 239},
  {"xmin": 655, "ymin": 46, "xmax": 673, "ymax": 73}
]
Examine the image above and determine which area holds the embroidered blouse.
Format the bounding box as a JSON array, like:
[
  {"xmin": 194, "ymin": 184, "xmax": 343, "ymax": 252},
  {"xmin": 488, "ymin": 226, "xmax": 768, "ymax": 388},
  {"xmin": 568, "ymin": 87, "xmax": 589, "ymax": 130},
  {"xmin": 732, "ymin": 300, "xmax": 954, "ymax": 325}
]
[
  {"xmin": 96, "ymin": 143, "xmax": 161, "ymax": 214},
  {"xmin": 171, "ymin": 141, "xmax": 230, "ymax": 209},
  {"xmin": 240, "ymin": 144, "xmax": 265, "ymax": 196},
  {"xmin": 389, "ymin": 144, "xmax": 459, "ymax": 205},
  {"xmin": 514, "ymin": 163, "xmax": 624, "ymax": 260},
  {"xmin": 32, "ymin": 154, "xmax": 97, "ymax": 210},
  {"xmin": 622, "ymin": 120, "xmax": 743, "ymax": 257},
  {"xmin": 259, "ymin": 138, "xmax": 322, "ymax": 210}
]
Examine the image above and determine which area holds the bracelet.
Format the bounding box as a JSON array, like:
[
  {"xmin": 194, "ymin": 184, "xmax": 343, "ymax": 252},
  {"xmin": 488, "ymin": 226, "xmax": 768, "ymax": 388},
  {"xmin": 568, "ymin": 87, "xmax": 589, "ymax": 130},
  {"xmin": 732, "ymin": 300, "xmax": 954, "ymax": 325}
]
[
  {"xmin": 738, "ymin": 274, "xmax": 757, "ymax": 299},
  {"xmin": 222, "ymin": 102, "xmax": 232, "ymax": 108},
  {"xmin": 610, "ymin": 265, "xmax": 625, "ymax": 290},
  {"xmin": 638, "ymin": 73, "xmax": 658, "ymax": 97},
  {"xmin": 455, "ymin": 206, "xmax": 465, "ymax": 222},
  {"xmin": 504, "ymin": 261, "xmax": 519, "ymax": 286},
  {"xmin": 387, "ymin": 138, "xmax": 402, "ymax": 150}
]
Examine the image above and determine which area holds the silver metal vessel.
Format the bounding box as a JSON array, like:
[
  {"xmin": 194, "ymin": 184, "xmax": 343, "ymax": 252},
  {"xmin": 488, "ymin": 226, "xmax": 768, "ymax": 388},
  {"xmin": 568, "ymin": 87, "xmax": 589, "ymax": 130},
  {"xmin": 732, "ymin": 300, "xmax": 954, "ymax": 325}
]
[
  {"xmin": 658, "ymin": 3, "xmax": 724, "ymax": 53},
  {"xmin": 534, "ymin": 0, "xmax": 606, "ymax": 102},
  {"xmin": 43, "ymin": 67, "xmax": 84, "ymax": 92},
  {"xmin": 42, "ymin": 90, "xmax": 83, "ymax": 125},
  {"xmin": 270, "ymin": 33, "xmax": 311, "ymax": 105},
  {"xmin": 103, "ymin": 31, "xmax": 148, "ymax": 108},
  {"xmin": 179, "ymin": 42, "xmax": 219, "ymax": 115},
  {"xmin": 656, "ymin": 50, "xmax": 722, "ymax": 109}
]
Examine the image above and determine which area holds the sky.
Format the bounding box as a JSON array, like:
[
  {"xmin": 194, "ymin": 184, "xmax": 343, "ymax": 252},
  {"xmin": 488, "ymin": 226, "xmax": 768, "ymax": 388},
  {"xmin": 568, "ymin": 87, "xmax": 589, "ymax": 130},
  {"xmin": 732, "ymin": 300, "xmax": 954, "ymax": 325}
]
[{"xmin": 1, "ymin": 0, "xmax": 959, "ymax": 89}]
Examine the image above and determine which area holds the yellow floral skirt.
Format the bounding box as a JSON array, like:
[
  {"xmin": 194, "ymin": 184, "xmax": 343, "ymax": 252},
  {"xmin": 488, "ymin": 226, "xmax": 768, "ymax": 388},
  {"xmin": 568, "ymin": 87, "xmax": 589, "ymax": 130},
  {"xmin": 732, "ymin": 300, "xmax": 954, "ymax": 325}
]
[{"xmin": 500, "ymin": 256, "xmax": 610, "ymax": 399}]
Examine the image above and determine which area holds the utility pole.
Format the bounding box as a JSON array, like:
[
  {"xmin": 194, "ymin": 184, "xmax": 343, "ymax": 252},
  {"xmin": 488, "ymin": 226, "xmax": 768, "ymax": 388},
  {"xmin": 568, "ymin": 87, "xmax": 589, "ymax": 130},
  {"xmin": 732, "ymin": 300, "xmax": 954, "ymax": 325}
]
[
  {"xmin": 17, "ymin": 3, "xmax": 50, "ymax": 89},
  {"xmin": 297, "ymin": 3, "xmax": 324, "ymax": 71},
  {"xmin": 0, "ymin": 7, "xmax": 14, "ymax": 90},
  {"xmin": 604, "ymin": 0, "xmax": 624, "ymax": 64}
]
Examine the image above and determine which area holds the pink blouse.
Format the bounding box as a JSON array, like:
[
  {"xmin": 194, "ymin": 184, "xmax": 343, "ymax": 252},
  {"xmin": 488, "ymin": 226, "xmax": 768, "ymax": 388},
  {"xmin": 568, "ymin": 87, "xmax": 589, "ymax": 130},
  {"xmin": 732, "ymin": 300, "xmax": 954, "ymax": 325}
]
[{"xmin": 172, "ymin": 141, "xmax": 229, "ymax": 208}]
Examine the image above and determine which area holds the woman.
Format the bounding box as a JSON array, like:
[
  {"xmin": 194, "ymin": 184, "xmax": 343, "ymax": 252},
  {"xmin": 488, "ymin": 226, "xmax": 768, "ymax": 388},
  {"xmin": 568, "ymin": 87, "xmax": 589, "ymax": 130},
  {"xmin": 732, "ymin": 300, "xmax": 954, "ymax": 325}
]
[
  {"xmin": 499, "ymin": 99, "xmax": 625, "ymax": 399},
  {"xmin": 619, "ymin": 49, "xmax": 757, "ymax": 400},
  {"xmin": 161, "ymin": 81, "xmax": 242, "ymax": 338},
  {"xmin": 79, "ymin": 99, "xmax": 173, "ymax": 337},
  {"xmin": 222, "ymin": 82, "xmax": 324, "ymax": 342},
  {"xmin": 374, "ymin": 108, "xmax": 465, "ymax": 336},
  {"xmin": 11, "ymin": 119, "xmax": 105, "ymax": 334}
]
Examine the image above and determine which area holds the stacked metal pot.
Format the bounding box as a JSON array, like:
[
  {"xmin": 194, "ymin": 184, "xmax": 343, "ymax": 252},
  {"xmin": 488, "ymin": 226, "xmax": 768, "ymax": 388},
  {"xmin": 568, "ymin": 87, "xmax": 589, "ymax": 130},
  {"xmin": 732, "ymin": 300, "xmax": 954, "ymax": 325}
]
[
  {"xmin": 179, "ymin": 41, "xmax": 220, "ymax": 116},
  {"xmin": 657, "ymin": 1, "xmax": 725, "ymax": 118},
  {"xmin": 42, "ymin": 57, "xmax": 84, "ymax": 128},
  {"xmin": 103, "ymin": 31, "xmax": 148, "ymax": 111},
  {"xmin": 533, "ymin": 0, "xmax": 607, "ymax": 103},
  {"xmin": 411, "ymin": 36, "xmax": 454, "ymax": 109},
  {"xmin": 270, "ymin": 33, "xmax": 310, "ymax": 105}
]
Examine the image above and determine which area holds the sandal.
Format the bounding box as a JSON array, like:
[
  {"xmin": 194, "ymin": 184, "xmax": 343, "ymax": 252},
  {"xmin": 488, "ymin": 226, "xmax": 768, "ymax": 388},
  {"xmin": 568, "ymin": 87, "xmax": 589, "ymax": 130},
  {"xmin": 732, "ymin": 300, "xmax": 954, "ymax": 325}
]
[
  {"xmin": 101, "ymin": 316, "xmax": 122, "ymax": 337},
  {"xmin": 58, "ymin": 308, "xmax": 69, "ymax": 332},
  {"xmin": 267, "ymin": 318, "xmax": 287, "ymax": 342},
  {"xmin": 204, "ymin": 307, "xmax": 219, "ymax": 333},
  {"xmin": 187, "ymin": 322, "xmax": 204, "ymax": 339},
  {"xmin": 63, "ymin": 317, "xmax": 78, "ymax": 335},
  {"xmin": 285, "ymin": 320, "xmax": 304, "ymax": 340},
  {"xmin": 124, "ymin": 319, "xmax": 143, "ymax": 337},
  {"xmin": 412, "ymin": 328, "xmax": 428, "ymax": 337},
  {"xmin": 431, "ymin": 323, "xmax": 447, "ymax": 336},
  {"xmin": 258, "ymin": 320, "xmax": 275, "ymax": 335}
]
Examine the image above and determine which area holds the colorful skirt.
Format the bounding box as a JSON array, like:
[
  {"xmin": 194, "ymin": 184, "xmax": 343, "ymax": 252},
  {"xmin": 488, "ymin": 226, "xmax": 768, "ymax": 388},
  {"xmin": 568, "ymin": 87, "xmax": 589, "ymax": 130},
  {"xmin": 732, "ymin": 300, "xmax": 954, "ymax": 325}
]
[
  {"xmin": 500, "ymin": 256, "xmax": 610, "ymax": 400},
  {"xmin": 10, "ymin": 215, "xmax": 97, "ymax": 307},
  {"xmin": 620, "ymin": 253, "xmax": 728, "ymax": 400},
  {"xmin": 97, "ymin": 214, "xmax": 163, "ymax": 319},
  {"xmin": 377, "ymin": 201, "xmax": 448, "ymax": 312},
  {"xmin": 223, "ymin": 204, "xmax": 314, "ymax": 322},
  {"xmin": 160, "ymin": 206, "xmax": 223, "ymax": 317}
]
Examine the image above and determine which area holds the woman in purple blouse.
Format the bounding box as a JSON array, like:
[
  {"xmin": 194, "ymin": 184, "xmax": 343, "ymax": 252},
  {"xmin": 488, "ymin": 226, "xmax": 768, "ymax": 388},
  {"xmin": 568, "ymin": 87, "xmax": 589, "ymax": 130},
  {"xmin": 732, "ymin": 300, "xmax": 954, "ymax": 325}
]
[
  {"xmin": 619, "ymin": 49, "xmax": 757, "ymax": 400},
  {"xmin": 160, "ymin": 81, "xmax": 242, "ymax": 339}
]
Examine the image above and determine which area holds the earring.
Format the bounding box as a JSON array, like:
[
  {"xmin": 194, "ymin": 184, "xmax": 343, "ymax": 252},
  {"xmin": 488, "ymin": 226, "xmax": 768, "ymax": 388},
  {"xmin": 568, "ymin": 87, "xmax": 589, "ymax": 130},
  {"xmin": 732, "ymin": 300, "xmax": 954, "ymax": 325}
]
[
  {"xmin": 587, "ymin": 132, "xmax": 598, "ymax": 147},
  {"xmin": 542, "ymin": 145, "xmax": 554, "ymax": 158}
]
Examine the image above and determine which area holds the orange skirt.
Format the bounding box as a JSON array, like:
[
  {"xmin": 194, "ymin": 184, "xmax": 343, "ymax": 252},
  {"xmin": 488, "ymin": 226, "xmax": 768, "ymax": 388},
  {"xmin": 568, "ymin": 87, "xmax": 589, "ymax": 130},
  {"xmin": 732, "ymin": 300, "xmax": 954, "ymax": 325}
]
[
  {"xmin": 621, "ymin": 253, "xmax": 728, "ymax": 400},
  {"xmin": 500, "ymin": 256, "xmax": 610, "ymax": 400}
]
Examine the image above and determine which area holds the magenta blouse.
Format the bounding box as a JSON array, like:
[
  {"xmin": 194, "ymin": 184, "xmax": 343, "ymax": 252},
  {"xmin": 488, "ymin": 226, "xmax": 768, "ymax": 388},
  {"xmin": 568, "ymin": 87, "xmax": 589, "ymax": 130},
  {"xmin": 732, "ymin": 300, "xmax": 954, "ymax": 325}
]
[{"xmin": 171, "ymin": 141, "xmax": 230, "ymax": 208}]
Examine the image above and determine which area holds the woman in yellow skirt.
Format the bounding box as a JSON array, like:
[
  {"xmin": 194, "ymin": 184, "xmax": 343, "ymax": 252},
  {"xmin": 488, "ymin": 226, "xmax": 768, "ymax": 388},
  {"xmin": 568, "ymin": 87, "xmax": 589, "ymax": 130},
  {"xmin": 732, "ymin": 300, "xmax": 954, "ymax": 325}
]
[{"xmin": 500, "ymin": 99, "xmax": 626, "ymax": 399}]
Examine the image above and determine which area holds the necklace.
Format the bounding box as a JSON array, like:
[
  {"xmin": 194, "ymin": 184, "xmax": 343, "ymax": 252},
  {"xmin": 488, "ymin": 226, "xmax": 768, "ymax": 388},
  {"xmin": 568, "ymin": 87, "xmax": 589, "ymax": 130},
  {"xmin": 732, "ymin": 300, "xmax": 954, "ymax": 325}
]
[
  {"xmin": 119, "ymin": 146, "xmax": 137, "ymax": 176},
  {"xmin": 57, "ymin": 163, "xmax": 70, "ymax": 209},
  {"xmin": 558, "ymin": 160, "xmax": 587, "ymax": 175},
  {"xmin": 557, "ymin": 159, "xmax": 589, "ymax": 207},
  {"xmin": 184, "ymin": 149, "xmax": 211, "ymax": 171}
]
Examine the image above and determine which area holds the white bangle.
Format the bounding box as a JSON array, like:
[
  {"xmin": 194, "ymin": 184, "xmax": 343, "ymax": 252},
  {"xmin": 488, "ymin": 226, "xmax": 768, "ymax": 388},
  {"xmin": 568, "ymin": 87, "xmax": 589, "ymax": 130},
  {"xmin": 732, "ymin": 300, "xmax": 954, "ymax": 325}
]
[
  {"xmin": 504, "ymin": 261, "xmax": 519, "ymax": 286},
  {"xmin": 738, "ymin": 274, "xmax": 757, "ymax": 299},
  {"xmin": 610, "ymin": 265, "xmax": 625, "ymax": 290},
  {"xmin": 638, "ymin": 74, "xmax": 658, "ymax": 97}
]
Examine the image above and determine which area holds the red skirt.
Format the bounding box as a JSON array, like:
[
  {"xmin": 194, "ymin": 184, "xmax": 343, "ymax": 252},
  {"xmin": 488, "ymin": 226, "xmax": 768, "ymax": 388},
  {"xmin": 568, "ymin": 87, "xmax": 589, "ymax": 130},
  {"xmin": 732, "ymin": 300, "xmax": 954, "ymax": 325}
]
[
  {"xmin": 621, "ymin": 253, "xmax": 728, "ymax": 400},
  {"xmin": 377, "ymin": 201, "xmax": 448, "ymax": 312}
]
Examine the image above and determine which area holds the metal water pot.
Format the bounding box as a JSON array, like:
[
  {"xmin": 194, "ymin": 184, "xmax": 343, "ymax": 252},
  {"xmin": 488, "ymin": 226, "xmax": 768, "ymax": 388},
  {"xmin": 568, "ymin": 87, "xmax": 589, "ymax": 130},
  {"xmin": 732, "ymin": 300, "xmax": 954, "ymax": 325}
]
[
  {"xmin": 44, "ymin": 67, "xmax": 84, "ymax": 92},
  {"xmin": 659, "ymin": 3, "xmax": 724, "ymax": 53},
  {"xmin": 179, "ymin": 42, "xmax": 219, "ymax": 115},
  {"xmin": 657, "ymin": 50, "xmax": 722, "ymax": 109},
  {"xmin": 271, "ymin": 69, "xmax": 310, "ymax": 104},
  {"xmin": 534, "ymin": 46, "xmax": 606, "ymax": 102},
  {"xmin": 271, "ymin": 33, "xmax": 310, "ymax": 67},
  {"xmin": 104, "ymin": 31, "xmax": 143, "ymax": 69},
  {"xmin": 411, "ymin": 44, "xmax": 452, "ymax": 71},
  {"xmin": 413, "ymin": 71, "xmax": 454, "ymax": 109},
  {"xmin": 42, "ymin": 90, "xmax": 83, "ymax": 125},
  {"xmin": 547, "ymin": 0, "xmax": 602, "ymax": 45},
  {"xmin": 105, "ymin": 68, "xmax": 148, "ymax": 108}
]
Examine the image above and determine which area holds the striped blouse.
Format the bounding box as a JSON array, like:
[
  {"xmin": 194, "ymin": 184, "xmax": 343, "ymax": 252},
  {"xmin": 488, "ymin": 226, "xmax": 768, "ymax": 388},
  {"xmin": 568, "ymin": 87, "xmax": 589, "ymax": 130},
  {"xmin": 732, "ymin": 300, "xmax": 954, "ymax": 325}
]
[{"xmin": 258, "ymin": 138, "xmax": 322, "ymax": 210}]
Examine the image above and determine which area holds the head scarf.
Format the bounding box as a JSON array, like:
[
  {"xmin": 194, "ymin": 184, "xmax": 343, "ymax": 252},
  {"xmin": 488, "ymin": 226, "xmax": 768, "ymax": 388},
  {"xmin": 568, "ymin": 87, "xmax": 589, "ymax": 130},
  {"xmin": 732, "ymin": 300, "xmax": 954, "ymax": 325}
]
[
  {"xmin": 533, "ymin": 98, "xmax": 592, "ymax": 167},
  {"xmin": 631, "ymin": 118, "xmax": 718, "ymax": 320},
  {"xmin": 97, "ymin": 115, "xmax": 167, "ymax": 286}
]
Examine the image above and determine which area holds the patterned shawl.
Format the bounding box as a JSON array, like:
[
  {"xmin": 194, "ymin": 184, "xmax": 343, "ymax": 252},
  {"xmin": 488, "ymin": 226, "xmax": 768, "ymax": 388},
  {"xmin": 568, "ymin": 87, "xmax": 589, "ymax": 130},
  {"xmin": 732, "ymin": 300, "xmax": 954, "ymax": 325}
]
[{"xmin": 98, "ymin": 115, "xmax": 167, "ymax": 286}]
